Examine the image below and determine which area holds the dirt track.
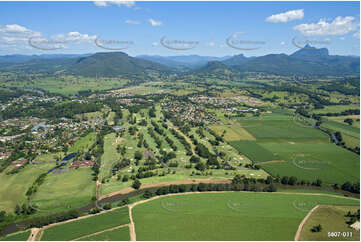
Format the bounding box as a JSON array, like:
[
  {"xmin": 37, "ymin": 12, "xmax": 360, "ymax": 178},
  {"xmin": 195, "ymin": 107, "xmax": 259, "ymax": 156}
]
[
  {"xmin": 294, "ymin": 205, "xmax": 320, "ymax": 241},
  {"xmin": 73, "ymin": 224, "xmax": 130, "ymax": 241},
  {"xmin": 27, "ymin": 228, "xmax": 41, "ymax": 241}
]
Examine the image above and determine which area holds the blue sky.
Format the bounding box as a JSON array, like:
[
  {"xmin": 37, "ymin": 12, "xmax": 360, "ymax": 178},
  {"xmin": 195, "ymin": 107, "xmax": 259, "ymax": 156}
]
[{"xmin": 0, "ymin": 1, "xmax": 359, "ymax": 56}]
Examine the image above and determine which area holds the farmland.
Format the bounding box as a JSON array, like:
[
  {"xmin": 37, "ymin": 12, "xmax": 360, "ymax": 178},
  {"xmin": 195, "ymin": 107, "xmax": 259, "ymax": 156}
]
[
  {"xmin": 132, "ymin": 192, "xmax": 359, "ymax": 241},
  {"xmin": 31, "ymin": 167, "xmax": 95, "ymax": 212},
  {"xmin": 40, "ymin": 207, "xmax": 130, "ymax": 241},
  {"xmin": 238, "ymin": 114, "xmax": 329, "ymax": 143},
  {"xmin": 0, "ymin": 230, "xmax": 30, "ymax": 241},
  {"xmin": 0, "ymin": 33, "xmax": 359, "ymax": 241},
  {"xmin": 299, "ymin": 205, "xmax": 360, "ymax": 241},
  {"xmin": 229, "ymin": 140, "xmax": 280, "ymax": 162},
  {"xmin": 259, "ymin": 143, "xmax": 360, "ymax": 184},
  {"xmin": 79, "ymin": 226, "xmax": 130, "ymax": 241}
]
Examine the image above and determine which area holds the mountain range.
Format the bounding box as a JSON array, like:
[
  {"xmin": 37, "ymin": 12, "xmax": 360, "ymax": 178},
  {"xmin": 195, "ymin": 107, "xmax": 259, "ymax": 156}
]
[{"xmin": 0, "ymin": 45, "xmax": 359, "ymax": 77}]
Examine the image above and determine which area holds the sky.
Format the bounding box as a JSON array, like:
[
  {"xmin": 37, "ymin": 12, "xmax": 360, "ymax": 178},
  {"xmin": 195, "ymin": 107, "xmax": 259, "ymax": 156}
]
[{"xmin": 0, "ymin": 1, "xmax": 359, "ymax": 57}]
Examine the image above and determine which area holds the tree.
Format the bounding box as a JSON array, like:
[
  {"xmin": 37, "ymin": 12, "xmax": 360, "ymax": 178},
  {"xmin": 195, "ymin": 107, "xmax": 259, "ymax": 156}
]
[
  {"xmin": 190, "ymin": 155, "xmax": 200, "ymax": 163},
  {"xmin": 281, "ymin": 176, "xmax": 289, "ymax": 185},
  {"xmin": 314, "ymin": 179, "xmax": 322, "ymax": 187},
  {"xmin": 344, "ymin": 118, "xmax": 353, "ymax": 126},
  {"xmin": 311, "ymin": 224, "xmax": 322, "ymax": 232},
  {"xmin": 134, "ymin": 151, "xmax": 143, "ymax": 161},
  {"xmin": 195, "ymin": 162, "xmax": 206, "ymax": 171},
  {"xmin": 232, "ymin": 174, "xmax": 243, "ymax": 184},
  {"xmin": 0, "ymin": 210, "xmax": 6, "ymax": 222},
  {"xmin": 265, "ymin": 176, "xmax": 273, "ymax": 184},
  {"xmin": 103, "ymin": 203, "xmax": 112, "ymax": 210},
  {"xmin": 288, "ymin": 176, "xmax": 297, "ymax": 185},
  {"xmin": 132, "ymin": 179, "xmax": 141, "ymax": 190}
]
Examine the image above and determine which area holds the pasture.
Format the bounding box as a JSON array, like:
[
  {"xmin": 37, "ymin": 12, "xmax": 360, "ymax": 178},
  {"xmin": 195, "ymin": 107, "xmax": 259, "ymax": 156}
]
[
  {"xmin": 68, "ymin": 132, "xmax": 96, "ymax": 153},
  {"xmin": 238, "ymin": 118, "xmax": 329, "ymax": 143},
  {"xmin": 0, "ymin": 230, "xmax": 30, "ymax": 241},
  {"xmin": 132, "ymin": 192, "xmax": 359, "ymax": 241},
  {"xmin": 300, "ymin": 205, "xmax": 360, "ymax": 241},
  {"xmin": 321, "ymin": 120, "xmax": 360, "ymax": 139},
  {"xmin": 312, "ymin": 105, "xmax": 360, "ymax": 114},
  {"xmin": 41, "ymin": 206, "xmax": 130, "ymax": 241},
  {"xmin": 209, "ymin": 125, "xmax": 255, "ymax": 141},
  {"xmin": 229, "ymin": 141, "xmax": 280, "ymax": 163},
  {"xmin": 79, "ymin": 226, "xmax": 130, "ymax": 241},
  {"xmin": 259, "ymin": 143, "xmax": 360, "ymax": 184},
  {"xmin": 0, "ymin": 163, "xmax": 53, "ymax": 212},
  {"xmin": 32, "ymin": 167, "xmax": 95, "ymax": 212}
]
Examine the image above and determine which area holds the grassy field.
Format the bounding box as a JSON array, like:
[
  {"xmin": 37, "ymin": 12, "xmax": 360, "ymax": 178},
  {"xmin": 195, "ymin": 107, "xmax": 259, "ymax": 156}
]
[
  {"xmin": 3, "ymin": 76, "xmax": 129, "ymax": 95},
  {"xmin": 259, "ymin": 143, "xmax": 360, "ymax": 184},
  {"xmin": 0, "ymin": 163, "xmax": 53, "ymax": 212},
  {"xmin": 80, "ymin": 226, "xmax": 130, "ymax": 241},
  {"xmin": 68, "ymin": 132, "xmax": 96, "ymax": 153},
  {"xmin": 313, "ymin": 105, "xmax": 360, "ymax": 114},
  {"xmin": 32, "ymin": 167, "xmax": 95, "ymax": 212},
  {"xmin": 99, "ymin": 133, "xmax": 121, "ymax": 182},
  {"xmin": 300, "ymin": 205, "xmax": 360, "ymax": 241},
  {"xmin": 132, "ymin": 192, "xmax": 359, "ymax": 241},
  {"xmin": 239, "ymin": 118, "xmax": 329, "ymax": 143},
  {"xmin": 321, "ymin": 120, "xmax": 360, "ymax": 139},
  {"xmin": 41, "ymin": 207, "xmax": 130, "ymax": 241},
  {"xmin": 328, "ymin": 116, "xmax": 360, "ymax": 128},
  {"xmin": 209, "ymin": 125, "xmax": 255, "ymax": 141},
  {"xmin": 229, "ymin": 141, "xmax": 280, "ymax": 163},
  {"xmin": 0, "ymin": 230, "xmax": 30, "ymax": 241}
]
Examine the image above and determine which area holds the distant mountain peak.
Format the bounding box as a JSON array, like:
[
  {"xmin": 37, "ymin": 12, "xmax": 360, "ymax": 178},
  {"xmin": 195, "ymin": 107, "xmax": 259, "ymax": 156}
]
[{"xmin": 291, "ymin": 44, "xmax": 329, "ymax": 60}]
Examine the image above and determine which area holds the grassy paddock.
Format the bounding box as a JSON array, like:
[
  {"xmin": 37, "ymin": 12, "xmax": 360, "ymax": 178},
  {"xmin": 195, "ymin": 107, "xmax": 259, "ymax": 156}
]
[
  {"xmin": 300, "ymin": 205, "xmax": 360, "ymax": 241},
  {"xmin": 229, "ymin": 140, "xmax": 279, "ymax": 163},
  {"xmin": 41, "ymin": 206, "xmax": 130, "ymax": 241},
  {"xmin": 259, "ymin": 143, "xmax": 360, "ymax": 184},
  {"xmin": 0, "ymin": 230, "xmax": 30, "ymax": 241},
  {"xmin": 80, "ymin": 226, "xmax": 130, "ymax": 241},
  {"xmin": 132, "ymin": 192, "xmax": 359, "ymax": 241}
]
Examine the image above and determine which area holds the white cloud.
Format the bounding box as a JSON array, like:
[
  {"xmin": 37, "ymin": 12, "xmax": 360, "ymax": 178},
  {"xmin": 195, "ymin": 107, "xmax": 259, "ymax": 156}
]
[
  {"xmin": 294, "ymin": 16, "xmax": 357, "ymax": 36},
  {"xmin": 125, "ymin": 20, "xmax": 140, "ymax": 25},
  {"xmin": 353, "ymin": 30, "xmax": 360, "ymax": 39},
  {"xmin": 0, "ymin": 24, "xmax": 41, "ymax": 45},
  {"xmin": 149, "ymin": 18, "xmax": 162, "ymax": 27},
  {"xmin": 207, "ymin": 42, "xmax": 215, "ymax": 47},
  {"xmin": 152, "ymin": 42, "xmax": 158, "ymax": 47},
  {"xmin": 339, "ymin": 37, "xmax": 345, "ymax": 40},
  {"xmin": 94, "ymin": 1, "xmax": 108, "ymax": 7},
  {"xmin": 51, "ymin": 31, "xmax": 96, "ymax": 43},
  {"xmin": 93, "ymin": 1, "xmax": 135, "ymax": 8},
  {"xmin": 280, "ymin": 41, "xmax": 286, "ymax": 46},
  {"xmin": 266, "ymin": 9, "xmax": 304, "ymax": 23}
]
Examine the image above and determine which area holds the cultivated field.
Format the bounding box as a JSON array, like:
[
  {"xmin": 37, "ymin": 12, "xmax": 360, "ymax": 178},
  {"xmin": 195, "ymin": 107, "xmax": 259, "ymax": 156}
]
[
  {"xmin": 238, "ymin": 117, "xmax": 329, "ymax": 143},
  {"xmin": 229, "ymin": 140, "xmax": 280, "ymax": 163},
  {"xmin": 132, "ymin": 192, "xmax": 359, "ymax": 241},
  {"xmin": 40, "ymin": 207, "xmax": 130, "ymax": 241},
  {"xmin": 79, "ymin": 226, "xmax": 130, "ymax": 241},
  {"xmin": 259, "ymin": 143, "xmax": 360, "ymax": 184},
  {"xmin": 0, "ymin": 230, "xmax": 30, "ymax": 241}
]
